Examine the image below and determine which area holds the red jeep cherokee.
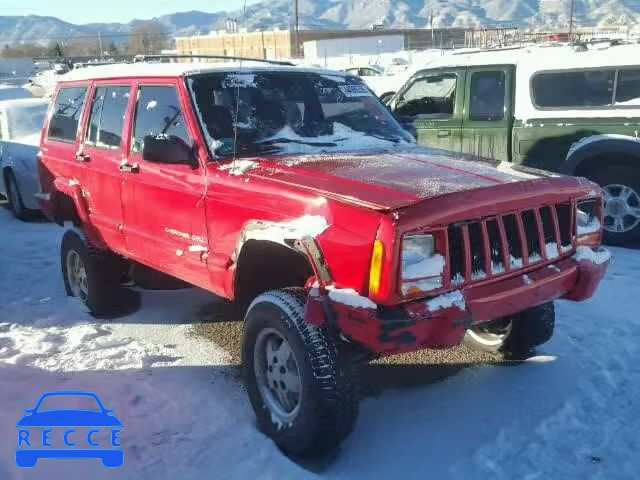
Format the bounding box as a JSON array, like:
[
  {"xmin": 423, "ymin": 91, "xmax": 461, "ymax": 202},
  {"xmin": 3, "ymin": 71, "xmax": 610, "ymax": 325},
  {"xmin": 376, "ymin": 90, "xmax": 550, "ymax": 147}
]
[{"xmin": 38, "ymin": 60, "xmax": 610, "ymax": 455}]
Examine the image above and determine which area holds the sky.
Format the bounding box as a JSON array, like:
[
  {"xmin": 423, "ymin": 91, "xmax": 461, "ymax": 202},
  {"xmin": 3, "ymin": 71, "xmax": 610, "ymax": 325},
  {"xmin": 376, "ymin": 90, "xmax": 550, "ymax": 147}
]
[{"xmin": 0, "ymin": 0, "xmax": 261, "ymax": 24}]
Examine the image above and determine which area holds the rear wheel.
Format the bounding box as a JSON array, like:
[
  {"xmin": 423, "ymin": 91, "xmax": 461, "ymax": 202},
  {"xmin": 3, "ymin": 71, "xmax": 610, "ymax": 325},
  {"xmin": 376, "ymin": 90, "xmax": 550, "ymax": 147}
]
[
  {"xmin": 6, "ymin": 171, "xmax": 30, "ymax": 220},
  {"xmin": 585, "ymin": 165, "xmax": 640, "ymax": 245},
  {"xmin": 61, "ymin": 229, "xmax": 130, "ymax": 317},
  {"xmin": 464, "ymin": 302, "xmax": 555, "ymax": 359},
  {"xmin": 243, "ymin": 288, "xmax": 358, "ymax": 456}
]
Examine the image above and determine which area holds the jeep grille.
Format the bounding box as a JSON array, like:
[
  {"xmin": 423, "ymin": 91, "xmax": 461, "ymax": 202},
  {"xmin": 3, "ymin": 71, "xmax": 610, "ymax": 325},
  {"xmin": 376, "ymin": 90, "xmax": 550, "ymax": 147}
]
[{"xmin": 447, "ymin": 202, "xmax": 574, "ymax": 286}]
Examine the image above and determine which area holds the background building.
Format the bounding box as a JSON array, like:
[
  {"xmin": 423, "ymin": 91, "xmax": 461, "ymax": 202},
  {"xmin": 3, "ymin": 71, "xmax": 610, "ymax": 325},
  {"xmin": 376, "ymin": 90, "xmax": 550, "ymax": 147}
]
[{"xmin": 175, "ymin": 28, "xmax": 467, "ymax": 61}]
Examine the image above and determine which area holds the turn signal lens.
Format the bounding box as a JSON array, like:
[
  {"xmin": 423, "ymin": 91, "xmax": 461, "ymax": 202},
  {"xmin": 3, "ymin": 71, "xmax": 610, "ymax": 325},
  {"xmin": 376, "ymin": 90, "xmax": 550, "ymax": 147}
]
[{"xmin": 368, "ymin": 240, "xmax": 385, "ymax": 296}]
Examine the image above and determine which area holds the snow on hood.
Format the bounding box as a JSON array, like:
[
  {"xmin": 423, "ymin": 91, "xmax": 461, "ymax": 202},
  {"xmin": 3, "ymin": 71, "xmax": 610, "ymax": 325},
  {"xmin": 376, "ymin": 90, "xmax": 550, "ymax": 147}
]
[{"xmin": 248, "ymin": 148, "xmax": 552, "ymax": 210}]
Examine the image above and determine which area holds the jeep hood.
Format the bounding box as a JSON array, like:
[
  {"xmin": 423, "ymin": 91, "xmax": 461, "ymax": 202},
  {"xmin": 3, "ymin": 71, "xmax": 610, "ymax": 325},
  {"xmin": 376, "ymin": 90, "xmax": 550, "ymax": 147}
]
[{"xmin": 246, "ymin": 150, "xmax": 556, "ymax": 210}]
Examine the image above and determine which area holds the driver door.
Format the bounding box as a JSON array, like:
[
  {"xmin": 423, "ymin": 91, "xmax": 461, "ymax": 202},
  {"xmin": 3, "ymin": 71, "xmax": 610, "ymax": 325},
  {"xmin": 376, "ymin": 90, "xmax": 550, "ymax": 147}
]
[
  {"xmin": 120, "ymin": 81, "xmax": 211, "ymax": 290},
  {"xmin": 391, "ymin": 68, "xmax": 465, "ymax": 153}
]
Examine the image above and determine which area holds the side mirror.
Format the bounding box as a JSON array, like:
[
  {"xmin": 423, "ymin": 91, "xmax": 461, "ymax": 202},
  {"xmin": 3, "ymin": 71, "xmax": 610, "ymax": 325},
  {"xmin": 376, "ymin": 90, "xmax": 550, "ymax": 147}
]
[{"xmin": 142, "ymin": 134, "xmax": 197, "ymax": 167}]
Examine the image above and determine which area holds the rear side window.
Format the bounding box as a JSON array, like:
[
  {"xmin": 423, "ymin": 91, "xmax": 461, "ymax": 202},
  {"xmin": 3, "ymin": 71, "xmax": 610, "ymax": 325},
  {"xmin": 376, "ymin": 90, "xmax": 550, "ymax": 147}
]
[
  {"xmin": 615, "ymin": 69, "xmax": 640, "ymax": 106},
  {"xmin": 86, "ymin": 86, "xmax": 131, "ymax": 149},
  {"xmin": 469, "ymin": 71, "xmax": 505, "ymax": 121},
  {"xmin": 132, "ymin": 86, "xmax": 189, "ymax": 154},
  {"xmin": 531, "ymin": 70, "xmax": 615, "ymax": 108},
  {"xmin": 48, "ymin": 86, "xmax": 88, "ymax": 142}
]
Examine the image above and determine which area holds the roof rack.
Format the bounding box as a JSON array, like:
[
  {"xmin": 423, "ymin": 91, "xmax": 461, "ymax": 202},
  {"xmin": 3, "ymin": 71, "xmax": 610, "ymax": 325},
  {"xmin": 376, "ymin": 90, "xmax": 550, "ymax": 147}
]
[{"xmin": 133, "ymin": 54, "xmax": 294, "ymax": 67}]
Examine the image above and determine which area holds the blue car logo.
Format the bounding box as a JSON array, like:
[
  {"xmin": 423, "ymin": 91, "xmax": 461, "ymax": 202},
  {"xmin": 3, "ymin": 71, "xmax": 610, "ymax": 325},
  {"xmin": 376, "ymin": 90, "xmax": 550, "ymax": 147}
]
[{"xmin": 16, "ymin": 391, "xmax": 123, "ymax": 468}]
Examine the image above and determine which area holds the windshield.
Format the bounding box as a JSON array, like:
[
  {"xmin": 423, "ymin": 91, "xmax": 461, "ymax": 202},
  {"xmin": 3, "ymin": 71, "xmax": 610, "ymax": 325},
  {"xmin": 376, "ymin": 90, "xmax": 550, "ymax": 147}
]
[
  {"xmin": 188, "ymin": 71, "xmax": 414, "ymax": 158},
  {"xmin": 9, "ymin": 104, "xmax": 47, "ymax": 139}
]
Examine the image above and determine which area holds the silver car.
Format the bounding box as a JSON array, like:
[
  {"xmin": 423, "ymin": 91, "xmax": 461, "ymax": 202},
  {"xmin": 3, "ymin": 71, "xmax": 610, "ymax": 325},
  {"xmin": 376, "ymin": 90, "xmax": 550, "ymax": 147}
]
[{"xmin": 0, "ymin": 98, "xmax": 49, "ymax": 219}]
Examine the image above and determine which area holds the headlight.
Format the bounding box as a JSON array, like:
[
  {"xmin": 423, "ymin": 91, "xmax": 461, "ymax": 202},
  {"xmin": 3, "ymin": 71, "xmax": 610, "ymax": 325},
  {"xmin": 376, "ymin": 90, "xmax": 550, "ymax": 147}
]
[
  {"xmin": 401, "ymin": 234, "xmax": 444, "ymax": 295},
  {"xmin": 576, "ymin": 199, "xmax": 601, "ymax": 236}
]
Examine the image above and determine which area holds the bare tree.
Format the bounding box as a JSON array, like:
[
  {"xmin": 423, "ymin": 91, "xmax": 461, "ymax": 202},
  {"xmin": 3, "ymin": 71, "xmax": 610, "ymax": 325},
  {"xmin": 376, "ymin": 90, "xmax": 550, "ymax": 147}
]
[{"xmin": 127, "ymin": 22, "xmax": 169, "ymax": 55}]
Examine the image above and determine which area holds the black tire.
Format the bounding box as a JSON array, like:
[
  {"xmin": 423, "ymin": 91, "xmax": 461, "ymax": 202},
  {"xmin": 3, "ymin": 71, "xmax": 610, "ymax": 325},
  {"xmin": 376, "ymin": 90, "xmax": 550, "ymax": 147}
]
[
  {"xmin": 585, "ymin": 165, "xmax": 640, "ymax": 246},
  {"xmin": 243, "ymin": 288, "xmax": 358, "ymax": 456},
  {"xmin": 6, "ymin": 171, "xmax": 30, "ymax": 221},
  {"xmin": 61, "ymin": 229, "xmax": 129, "ymax": 317},
  {"xmin": 464, "ymin": 302, "xmax": 555, "ymax": 359}
]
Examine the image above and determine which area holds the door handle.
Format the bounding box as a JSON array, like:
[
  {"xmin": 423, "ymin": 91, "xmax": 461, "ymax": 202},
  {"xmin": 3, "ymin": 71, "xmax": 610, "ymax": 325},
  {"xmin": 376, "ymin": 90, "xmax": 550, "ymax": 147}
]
[
  {"xmin": 75, "ymin": 152, "xmax": 90, "ymax": 162},
  {"xmin": 119, "ymin": 162, "xmax": 139, "ymax": 174},
  {"xmin": 437, "ymin": 129, "xmax": 452, "ymax": 138}
]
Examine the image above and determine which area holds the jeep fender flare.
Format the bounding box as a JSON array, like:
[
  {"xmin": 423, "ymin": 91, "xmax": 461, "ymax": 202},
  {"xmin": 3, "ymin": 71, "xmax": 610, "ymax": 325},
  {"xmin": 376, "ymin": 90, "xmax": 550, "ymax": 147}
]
[
  {"xmin": 52, "ymin": 177, "xmax": 107, "ymax": 249},
  {"xmin": 563, "ymin": 134, "xmax": 640, "ymax": 175}
]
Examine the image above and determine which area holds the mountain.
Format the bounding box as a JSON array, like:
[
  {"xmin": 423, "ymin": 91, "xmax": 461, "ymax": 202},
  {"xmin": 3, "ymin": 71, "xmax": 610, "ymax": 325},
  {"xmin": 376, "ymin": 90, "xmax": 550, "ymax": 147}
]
[{"xmin": 1, "ymin": 0, "xmax": 638, "ymax": 46}]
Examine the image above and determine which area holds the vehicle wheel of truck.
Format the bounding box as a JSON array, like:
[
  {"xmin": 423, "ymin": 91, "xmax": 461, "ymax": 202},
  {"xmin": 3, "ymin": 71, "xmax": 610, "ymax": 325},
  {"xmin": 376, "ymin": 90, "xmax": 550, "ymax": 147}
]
[
  {"xmin": 6, "ymin": 171, "xmax": 30, "ymax": 220},
  {"xmin": 586, "ymin": 165, "xmax": 640, "ymax": 245},
  {"xmin": 243, "ymin": 288, "xmax": 358, "ymax": 456},
  {"xmin": 61, "ymin": 229, "xmax": 129, "ymax": 317},
  {"xmin": 464, "ymin": 302, "xmax": 555, "ymax": 359}
]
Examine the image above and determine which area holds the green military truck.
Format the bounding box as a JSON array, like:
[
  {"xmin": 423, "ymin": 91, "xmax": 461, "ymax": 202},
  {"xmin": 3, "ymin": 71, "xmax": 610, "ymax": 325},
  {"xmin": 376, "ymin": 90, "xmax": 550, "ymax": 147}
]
[{"xmin": 388, "ymin": 44, "xmax": 640, "ymax": 245}]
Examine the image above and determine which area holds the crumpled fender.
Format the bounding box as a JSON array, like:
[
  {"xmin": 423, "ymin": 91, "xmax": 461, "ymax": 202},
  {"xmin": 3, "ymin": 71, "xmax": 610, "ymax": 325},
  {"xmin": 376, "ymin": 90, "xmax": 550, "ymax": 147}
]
[{"xmin": 53, "ymin": 178, "xmax": 106, "ymax": 249}]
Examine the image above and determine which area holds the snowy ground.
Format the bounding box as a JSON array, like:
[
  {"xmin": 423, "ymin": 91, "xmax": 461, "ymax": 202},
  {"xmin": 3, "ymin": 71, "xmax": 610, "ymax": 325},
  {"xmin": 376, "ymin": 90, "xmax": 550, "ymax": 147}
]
[{"xmin": 1, "ymin": 206, "xmax": 639, "ymax": 479}]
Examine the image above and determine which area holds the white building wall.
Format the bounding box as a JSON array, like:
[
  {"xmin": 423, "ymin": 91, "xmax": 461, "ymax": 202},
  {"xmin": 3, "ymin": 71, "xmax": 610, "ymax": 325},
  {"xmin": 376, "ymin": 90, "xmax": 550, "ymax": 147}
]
[{"xmin": 304, "ymin": 35, "xmax": 405, "ymax": 65}]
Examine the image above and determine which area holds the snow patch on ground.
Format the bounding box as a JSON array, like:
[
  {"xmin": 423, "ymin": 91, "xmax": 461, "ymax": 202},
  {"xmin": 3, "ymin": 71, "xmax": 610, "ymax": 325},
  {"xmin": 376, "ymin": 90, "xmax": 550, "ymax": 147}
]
[
  {"xmin": 425, "ymin": 290, "xmax": 466, "ymax": 312},
  {"xmin": 0, "ymin": 323, "xmax": 177, "ymax": 371},
  {"xmin": 327, "ymin": 287, "xmax": 376, "ymax": 309},
  {"xmin": 573, "ymin": 246, "xmax": 612, "ymax": 265}
]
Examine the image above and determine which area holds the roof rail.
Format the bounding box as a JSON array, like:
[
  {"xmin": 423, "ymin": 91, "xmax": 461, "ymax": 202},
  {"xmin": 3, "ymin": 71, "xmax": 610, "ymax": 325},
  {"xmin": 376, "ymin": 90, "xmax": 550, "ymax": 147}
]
[{"xmin": 133, "ymin": 54, "xmax": 294, "ymax": 67}]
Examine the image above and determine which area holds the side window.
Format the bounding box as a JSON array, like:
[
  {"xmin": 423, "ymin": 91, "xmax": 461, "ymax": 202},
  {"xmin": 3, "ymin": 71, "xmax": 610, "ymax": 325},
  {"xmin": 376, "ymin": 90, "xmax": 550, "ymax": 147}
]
[
  {"xmin": 615, "ymin": 69, "xmax": 640, "ymax": 106},
  {"xmin": 132, "ymin": 86, "xmax": 190, "ymax": 154},
  {"xmin": 85, "ymin": 86, "xmax": 130, "ymax": 149},
  {"xmin": 469, "ymin": 71, "xmax": 506, "ymax": 121},
  {"xmin": 395, "ymin": 73, "xmax": 457, "ymax": 119},
  {"xmin": 47, "ymin": 86, "xmax": 88, "ymax": 142},
  {"xmin": 532, "ymin": 70, "xmax": 615, "ymax": 108}
]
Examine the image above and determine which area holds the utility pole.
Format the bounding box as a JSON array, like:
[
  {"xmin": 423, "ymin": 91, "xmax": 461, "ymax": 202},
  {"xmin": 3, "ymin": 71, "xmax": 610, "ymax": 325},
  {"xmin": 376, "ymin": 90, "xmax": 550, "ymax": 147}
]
[
  {"xmin": 568, "ymin": 0, "xmax": 575, "ymax": 43},
  {"xmin": 97, "ymin": 32, "xmax": 103, "ymax": 60},
  {"xmin": 294, "ymin": 0, "xmax": 300, "ymax": 58}
]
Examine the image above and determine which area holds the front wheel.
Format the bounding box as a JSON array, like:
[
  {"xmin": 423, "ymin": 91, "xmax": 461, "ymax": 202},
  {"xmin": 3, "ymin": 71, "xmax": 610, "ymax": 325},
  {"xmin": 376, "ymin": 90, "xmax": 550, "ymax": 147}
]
[
  {"xmin": 242, "ymin": 288, "xmax": 358, "ymax": 456},
  {"xmin": 464, "ymin": 302, "xmax": 555, "ymax": 359}
]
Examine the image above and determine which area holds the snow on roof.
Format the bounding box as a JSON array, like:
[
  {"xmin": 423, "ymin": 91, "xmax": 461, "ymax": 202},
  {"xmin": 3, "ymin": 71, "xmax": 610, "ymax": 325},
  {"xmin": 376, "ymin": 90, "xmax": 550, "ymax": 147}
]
[
  {"xmin": 59, "ymin": 61, "xmax": 348, "ymax": 82},
  {"xmin": 420, "ymin": 44, "xmax": 640, "ymax": 72}
]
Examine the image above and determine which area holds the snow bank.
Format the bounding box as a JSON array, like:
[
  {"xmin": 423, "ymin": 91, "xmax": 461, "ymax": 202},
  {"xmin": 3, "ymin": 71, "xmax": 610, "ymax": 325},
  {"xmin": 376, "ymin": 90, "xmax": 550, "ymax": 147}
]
[
  {"xmin": 425, "ymin": 290, "xmax": 466, "ymax": 312},
  {"xmin": 327, "ymin": 287, "xmax": 376, "ymax": 309},
  {"xmin": 545, "ymin": 242, "xmax": 560, "ymax": 259},
  {"xmin": 572, "ymin": 246, "xmax": 612, "ymax": 265}
]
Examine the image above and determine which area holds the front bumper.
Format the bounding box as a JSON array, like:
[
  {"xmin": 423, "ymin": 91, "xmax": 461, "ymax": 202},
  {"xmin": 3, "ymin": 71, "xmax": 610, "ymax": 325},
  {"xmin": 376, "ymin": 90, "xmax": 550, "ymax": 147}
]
[{"xmin": 307, "ymin": 246, "xmax": 610, "ymax": 356}]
